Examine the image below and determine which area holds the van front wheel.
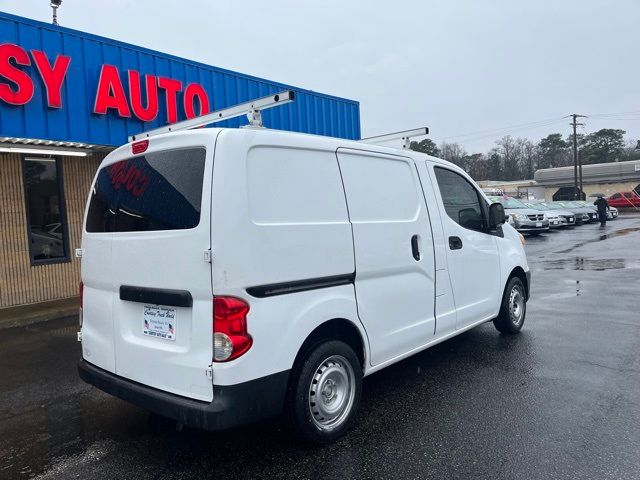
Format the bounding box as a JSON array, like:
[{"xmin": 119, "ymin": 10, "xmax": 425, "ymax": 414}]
[
  {"xmin": 285, "ymin": 340, "xmax": 362, "ymax": 444},
  {"xmin": 493, "ymin": 277, "xmax": 526, "ymax": 334}
]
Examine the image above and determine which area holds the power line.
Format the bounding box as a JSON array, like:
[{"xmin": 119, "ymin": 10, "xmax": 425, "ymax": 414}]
[
  {"xmin": 585, "ymin": 110, "xmax": 640, "ymax": 118},
  {"xmin": 433, "ymin": 116, "xmax": 566, "ymax": 142}
]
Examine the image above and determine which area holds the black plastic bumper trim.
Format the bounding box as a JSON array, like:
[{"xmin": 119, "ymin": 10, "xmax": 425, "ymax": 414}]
[
  {"xmin": 525, "ymin": 270, "xmax": 532, "ymax": 300},
  {"xmin": 78, "ymin": 359, "xmax": 289, "ymax": 431},
  {"xmin": 246, "ymin": 272, "xmax": 355, "ymax": 298},
  {"xmin": 119, "ymin": 285, "xmax": 193, "ymax": 307}
]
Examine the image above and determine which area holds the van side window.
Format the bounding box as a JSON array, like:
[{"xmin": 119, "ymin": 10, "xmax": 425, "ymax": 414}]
[{"xmin": 434, "ymin": 167, "xmax": 485, "ymax": 232}]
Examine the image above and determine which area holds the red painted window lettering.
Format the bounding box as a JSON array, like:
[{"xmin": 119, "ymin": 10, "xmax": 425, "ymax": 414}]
[
  {"xmin": 31, "ymin": 50, "xmax": 71, "ymax": 108},
  {"xmin": 0, "ymin": 44, "xmax": 34, "ymax": 105},
  {"xmin": 108, "ymin": 161, "xmax": 149, "ymax": 197},
  {"xmin": 183, "ymin": 83, "xmax": 210, "ymax": 119},
  {"xmin": 157, "ymin": 76, "xmax": 182, "ymax": 124},
  {"xmin": 94, "ymin": 65, "xmax": 131, "ymax": 117},
  {"xmin": 128, "ymin": 71, "xmax": 159, "ymax": 122}
]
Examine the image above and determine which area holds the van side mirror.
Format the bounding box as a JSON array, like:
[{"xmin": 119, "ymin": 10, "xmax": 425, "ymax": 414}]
[{"xmin": 489, "ymin": 203, "xmax": 506, "ymax": 229}]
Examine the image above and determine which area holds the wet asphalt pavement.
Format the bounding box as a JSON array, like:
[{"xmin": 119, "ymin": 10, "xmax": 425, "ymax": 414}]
[{"xmin": 1, "ymin": 215, "xmax": 640, "ymax": 480}]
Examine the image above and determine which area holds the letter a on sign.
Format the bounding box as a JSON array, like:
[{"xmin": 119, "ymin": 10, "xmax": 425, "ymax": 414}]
[{"xmin": 94, "ymin": 64, "xmax": 131, "ymax": 117}]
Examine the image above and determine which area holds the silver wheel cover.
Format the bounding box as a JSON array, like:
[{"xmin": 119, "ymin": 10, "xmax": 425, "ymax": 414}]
[{"xmin": 308, "ymin": 355, "xmax": 356, "ymax": 431}]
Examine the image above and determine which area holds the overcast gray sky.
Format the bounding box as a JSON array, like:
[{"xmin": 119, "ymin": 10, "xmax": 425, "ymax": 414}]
[{"xmin": 2, "ymin": 0, "xmax": 639, "ymax": 151}]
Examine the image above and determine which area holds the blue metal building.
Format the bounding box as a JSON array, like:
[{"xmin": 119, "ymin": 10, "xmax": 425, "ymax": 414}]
[{"xmin": 0, "ymin": 11, "xmax": 360, "ymax": 146}]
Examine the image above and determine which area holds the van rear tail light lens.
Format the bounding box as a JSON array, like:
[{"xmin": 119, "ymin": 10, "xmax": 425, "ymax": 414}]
[
  {"xmin": 132, "ymin": 140, "xmax": 149, "ymax": 154},
  {"xmin": 79, "ymin": 281, "xmax": 84, "ymax": 328},
  {"xmin": 213, "ymin": 296, "xmax": 252, "ymax": 362}
]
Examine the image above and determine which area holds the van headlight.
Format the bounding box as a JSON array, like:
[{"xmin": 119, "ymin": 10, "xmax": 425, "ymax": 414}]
[{"xmin": 514, "ymin": 213, "xmax": 529, "ymax": 221}]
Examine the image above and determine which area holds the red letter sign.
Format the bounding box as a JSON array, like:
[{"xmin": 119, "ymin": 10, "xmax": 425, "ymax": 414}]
[
  {"xmin": 94, "ymin": 64, "xmax": 131, "ymax": 117},
  {"xmin": 0, "ymin": 44, "xmax": 34, "ymax": 105},
  {"xmin": 128, "ymin": 70, "xmax": 158, "ymax": 122},
  {"xmin": 31, "ymin": 50, "xmax": 71, "ymax": 108},
  {"xmin": 157, "ymin": 76, "xmax": 182, "ymax": 124},
  {"xmin": 184, "ymin": 83, "xmax": 210, "ymax": 119}
]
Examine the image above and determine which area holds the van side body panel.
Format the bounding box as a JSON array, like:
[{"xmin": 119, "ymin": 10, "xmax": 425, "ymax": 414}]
[{"xmin": 210, "ymin": 130, "xmax": 365, "ymax": 385}]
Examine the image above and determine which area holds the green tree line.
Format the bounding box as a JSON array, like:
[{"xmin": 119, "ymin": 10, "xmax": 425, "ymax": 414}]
[{"xmin": 410, "ymin": 129, "xmax": 640, "ymax": 181}]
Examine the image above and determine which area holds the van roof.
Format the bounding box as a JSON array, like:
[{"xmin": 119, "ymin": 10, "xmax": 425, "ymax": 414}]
[{"xmin": 108, "ymin": 127, "xmax": 461, "ymax": 172}]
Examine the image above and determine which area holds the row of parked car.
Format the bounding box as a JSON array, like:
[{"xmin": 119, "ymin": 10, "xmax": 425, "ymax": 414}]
[{"xmin": 485, "ymin": 195, "xmax": 618, "ymax": 234}]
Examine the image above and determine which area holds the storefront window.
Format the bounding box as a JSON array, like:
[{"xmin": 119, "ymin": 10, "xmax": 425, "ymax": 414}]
[{"xmin": 22, "ymin": 157, "xmax": 70, "ymax": 265}]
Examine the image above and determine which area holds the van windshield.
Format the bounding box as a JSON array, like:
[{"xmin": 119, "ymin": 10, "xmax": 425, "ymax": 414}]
[{"xmin": 86, "ymin": 148, "xmax": 206, "ymax": 233}]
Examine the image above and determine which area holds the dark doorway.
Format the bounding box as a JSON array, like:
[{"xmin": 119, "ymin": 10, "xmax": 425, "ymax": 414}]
[{"xmin": 552, "ymin": 187, "xmax": 585, "ymax": 201}]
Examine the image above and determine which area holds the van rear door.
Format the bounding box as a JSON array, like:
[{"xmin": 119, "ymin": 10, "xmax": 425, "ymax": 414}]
[{"xmin": 82, "ymin": 135, "xmax": 215, "ymax": 401}]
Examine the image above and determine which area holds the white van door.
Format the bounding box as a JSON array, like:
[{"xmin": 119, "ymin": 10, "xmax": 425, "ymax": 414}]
[
  {"xmin": 428, "ymin": 164, "xmax": 501, "ymax": 329},
  {"xmin": 82, "ymin": 138, "xmax": 215, "ymax": 401},
  {"xmin": 336, "ymin": 148, "xmax": 436, "ymax": 366}
]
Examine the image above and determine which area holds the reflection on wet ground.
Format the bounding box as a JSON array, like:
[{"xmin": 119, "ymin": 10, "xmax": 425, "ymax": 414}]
[
  {"xmin": 553, "ymin": 226, "xmax": 640, "ymax": 254},
  {"xmin": 541, "ymin": 257, "xmax": 626, "ymax": 271}
]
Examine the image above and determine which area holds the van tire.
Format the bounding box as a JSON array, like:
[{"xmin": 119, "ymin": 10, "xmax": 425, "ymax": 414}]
[
  {"xmin": 285, "ymin": 339, "xmax": 362, "ymax": 444},
  {"xmin": 493, "ymin": 277, "xmax": 526, "ymax": 334}
]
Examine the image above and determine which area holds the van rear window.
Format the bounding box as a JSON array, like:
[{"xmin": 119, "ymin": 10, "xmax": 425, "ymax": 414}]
[{"xmin": 86, "ymin": 148, "xmax": 206, "ymax": 233}]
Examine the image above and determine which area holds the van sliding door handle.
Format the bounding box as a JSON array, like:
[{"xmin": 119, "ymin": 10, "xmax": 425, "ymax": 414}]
[
  {"xmin": 449, "ymin": 236, "xmax": 463, "ymax": 250},
  {"xmin": 411, "ymin": 235, "xmax": 421, "ymax": 261}
]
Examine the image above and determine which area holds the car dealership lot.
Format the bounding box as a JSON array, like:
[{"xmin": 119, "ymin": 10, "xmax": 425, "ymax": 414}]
[{"xmin": 1, "ymin": 215, "xmax": 639, "ymax": 480}]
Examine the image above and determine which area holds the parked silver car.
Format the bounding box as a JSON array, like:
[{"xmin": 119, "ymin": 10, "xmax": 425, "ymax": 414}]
[
  {"xmin": 525, "ymin": 201, "xmax": 576, "ymax": 227},
  {"xmin": 552, "ymin": 201, "xmax": 597, "ymax": 223},
  {"xmin": 488, "ymin": 196, "xmax": 550, "ymax": 234}
]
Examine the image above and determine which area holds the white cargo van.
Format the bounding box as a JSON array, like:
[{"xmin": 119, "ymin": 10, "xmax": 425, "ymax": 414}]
[{"xmin": 78, "ymin": 127, "xmax": 530, "ymax": 443}]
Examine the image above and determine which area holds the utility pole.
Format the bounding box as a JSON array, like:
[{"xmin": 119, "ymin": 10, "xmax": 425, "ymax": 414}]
[
  {"xmin": 578, "ymin": 149, "xmax": 584, "ymax": 200},
  {"xmin": 570, "ymin": 114, "xmax": 586, "ymax": 200}
]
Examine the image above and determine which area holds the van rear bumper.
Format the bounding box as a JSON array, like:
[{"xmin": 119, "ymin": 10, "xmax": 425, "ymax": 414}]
[{"xmin": 78, "ymin": 359, "xmax": 290, "ymax": 431}]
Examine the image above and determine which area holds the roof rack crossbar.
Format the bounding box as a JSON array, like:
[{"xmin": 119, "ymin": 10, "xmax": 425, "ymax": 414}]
[
  {"xmin": 360, "ymin": 127, "xmax": 429, "ymax": 149},
  {"xmin": 128, "ymin": 90, "xmax": 295, "ymax": 142}
]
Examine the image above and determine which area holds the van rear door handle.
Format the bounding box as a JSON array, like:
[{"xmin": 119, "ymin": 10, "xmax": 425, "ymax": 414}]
[
  {"xmin": 449, "ymin": 236, "xmax": 463, "ymax": 250},
  {"xmin": 411, "ymin": 235, "xmax": 421, "ymax": 261}
]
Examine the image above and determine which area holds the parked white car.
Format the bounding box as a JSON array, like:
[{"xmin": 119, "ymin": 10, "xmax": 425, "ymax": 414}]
[{"xmin": 78, "ymin": 128, "xmax": 531, "ymax": 443}]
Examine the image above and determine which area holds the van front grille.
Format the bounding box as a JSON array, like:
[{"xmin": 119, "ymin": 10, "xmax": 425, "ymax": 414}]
[{"xmin": 527, "ymin": 214, "xmax": 544, "ymax": 221}]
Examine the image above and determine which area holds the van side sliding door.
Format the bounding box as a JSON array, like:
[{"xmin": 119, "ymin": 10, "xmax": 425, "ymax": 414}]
[{"xmin": 336, "ymin": 148, "xmax": 436, "ymax": 366}]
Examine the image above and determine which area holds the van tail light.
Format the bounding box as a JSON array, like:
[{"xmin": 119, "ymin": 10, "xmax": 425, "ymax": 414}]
[
  {"xmin": 132, "ymin": 139, "xmax": 149, "ymax": 155},
  {"xmin": 79, "ymin": 281, "xmax": 84, "ymax": 328},
  {"xmin": 213, "ymin": 296, "xmax": 252, "ymax": 362}
]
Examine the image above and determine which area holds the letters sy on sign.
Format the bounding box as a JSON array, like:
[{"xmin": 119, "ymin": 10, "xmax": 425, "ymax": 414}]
[{"xmin": 0, "ymin": 43, "xmax": 210, "ymax": 123}]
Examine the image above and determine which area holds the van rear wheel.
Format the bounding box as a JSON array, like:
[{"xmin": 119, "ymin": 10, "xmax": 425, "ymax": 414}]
[
  {"xmin": 285, "ymin": 340, "xmax": 361, "ymax": 444},
  {"xmin": 493, "ymin": 277, "xmax": 526, "ymax": 334}
]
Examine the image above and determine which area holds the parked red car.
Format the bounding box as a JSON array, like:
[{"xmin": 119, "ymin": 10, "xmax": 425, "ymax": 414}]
[{"xmin": 607, "ymin": 191, "xmax": 640, "ymax": 208}]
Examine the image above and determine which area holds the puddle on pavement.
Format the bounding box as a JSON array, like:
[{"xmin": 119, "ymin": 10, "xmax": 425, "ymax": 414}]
[
  {"xmin": 541, "ymin": 257, "xmax": 626, "ymax": 271},
  {"xmin": 554, "ymin": 227, "xmax": 640, "ymax": 254}
]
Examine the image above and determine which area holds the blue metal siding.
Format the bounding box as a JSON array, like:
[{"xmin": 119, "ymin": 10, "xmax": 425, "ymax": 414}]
[{"xmin": 0, "ymin": 12, "xmax": 360, "ymax": 146}]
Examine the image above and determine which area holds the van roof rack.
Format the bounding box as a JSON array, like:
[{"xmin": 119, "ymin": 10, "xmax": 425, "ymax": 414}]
[
  {"xmin": 360, "ymin": 127, "xmax": 429, "ymax": 149},
  {"xmin": 128, "ymin": 90, "xmax": 295, "ymax": 142}
]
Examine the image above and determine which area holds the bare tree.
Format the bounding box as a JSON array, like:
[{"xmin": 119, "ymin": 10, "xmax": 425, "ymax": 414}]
[{"xmin": 439, "ymin": 142, "xmax": 468, "ymax": 170}]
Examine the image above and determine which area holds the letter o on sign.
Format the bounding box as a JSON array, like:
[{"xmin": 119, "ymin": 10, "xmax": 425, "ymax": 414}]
[{"xmin": 184, "ymin": 83, "xmax": 210, "ymax": 119}]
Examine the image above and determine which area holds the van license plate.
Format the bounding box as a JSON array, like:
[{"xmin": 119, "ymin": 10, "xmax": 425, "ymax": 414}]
[
  {"xmin": 536, "ymin": 222, "xmax": 542, "ymax": 227},
  {"xmin": 143, "ymin": 305, "xmax": 176, "ymax": 341}
]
